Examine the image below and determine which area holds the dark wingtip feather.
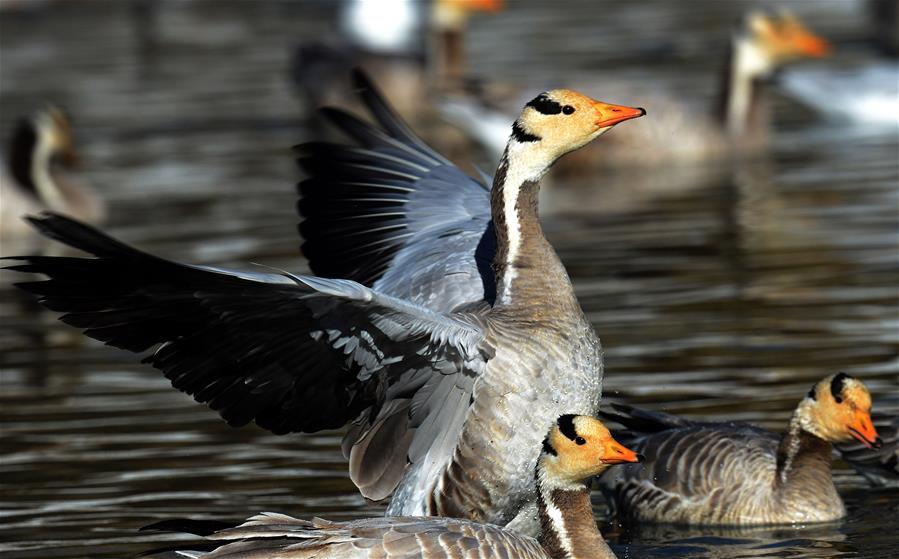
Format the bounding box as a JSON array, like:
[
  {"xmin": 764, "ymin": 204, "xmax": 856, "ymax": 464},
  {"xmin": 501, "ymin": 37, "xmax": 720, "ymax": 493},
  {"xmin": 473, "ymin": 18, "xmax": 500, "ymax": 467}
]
[
  {"xmin": 11, "ymin": 280, "xmax": 51, "ymax": 294},
  {"xmin": 19, "ymin": 212, "xmax": 142, "ymax": 260},
  {"xmin": 140, "ymin": 518, "xmax": 234, "ymax": 536},
  {"xmin": 351, "ymin": 66, "xmax": 374, "ymax": 94},
  {"xmin": 599, "ymin": 402, "xmax": 695, "ymax": 435},
  {"xmin": 136, "ymin": 543, "xmax": 220, "ymax": 557}
]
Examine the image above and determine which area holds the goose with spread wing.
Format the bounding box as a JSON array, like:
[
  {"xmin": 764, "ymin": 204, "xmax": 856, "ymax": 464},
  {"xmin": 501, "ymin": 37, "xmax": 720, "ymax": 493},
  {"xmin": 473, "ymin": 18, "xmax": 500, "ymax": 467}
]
[
  {"xmin": 7, "ymin": 72, "xmax": 644, "ymax": 534},
  {"xmin": 142, "ymin": 415, "xmax": 642, "ymax": 559}
]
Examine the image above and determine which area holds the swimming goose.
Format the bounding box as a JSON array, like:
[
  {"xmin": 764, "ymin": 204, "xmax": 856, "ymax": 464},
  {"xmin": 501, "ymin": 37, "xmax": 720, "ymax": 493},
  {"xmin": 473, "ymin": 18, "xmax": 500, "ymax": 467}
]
[
  {"xmin": 1, "ymin": 106, "xmax": 103, "ymax": 244},
  {"xmin": 444, "ymin": 10, "xmax": 829, "ymax": 166},
  {"xmin": 7, "ymin": 72, "xmax": 644, "ymax": 535},
  {"xmin": 596, "ymin": 373, "xmax": 882, "ymax": 526},
  {"xmin": 143, "ymin": 415, "xmax": 642, "ymax": 559}
]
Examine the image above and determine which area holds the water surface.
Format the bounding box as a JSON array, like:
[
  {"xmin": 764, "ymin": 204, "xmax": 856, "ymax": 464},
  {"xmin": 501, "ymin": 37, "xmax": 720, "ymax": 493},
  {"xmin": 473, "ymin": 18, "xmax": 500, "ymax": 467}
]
[{"xmin": 1, "ymin": 1, "xmax": 897, "ymax": 558}]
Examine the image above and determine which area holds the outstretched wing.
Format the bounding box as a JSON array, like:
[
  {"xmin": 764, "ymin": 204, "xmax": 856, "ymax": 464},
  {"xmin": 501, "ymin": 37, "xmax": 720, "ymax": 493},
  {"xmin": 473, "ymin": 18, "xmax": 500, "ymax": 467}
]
[
  {"xmin": 297, "ymin": 69, "xmax": 497, "ymax": 313},
  {"xmin": 8, "ymin": 213, "xmax": 490, "ymax": 498}
]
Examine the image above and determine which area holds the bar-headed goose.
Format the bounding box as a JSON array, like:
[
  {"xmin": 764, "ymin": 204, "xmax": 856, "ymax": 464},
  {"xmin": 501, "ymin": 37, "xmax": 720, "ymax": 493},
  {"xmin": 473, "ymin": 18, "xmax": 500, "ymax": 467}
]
[
  {"xmin": 143, "ymin": 415, "xmax": 642, "ymax": 559},
  {"xmin": 7, "ymin": 71, "xmax": 644, "ymax": 535},
  {"xmin": 1, "ymin": 106, "xmax": 103, "ymax": 245},
  {"xmin": 597, "ymin": 373, "xmax": 882, "ymax": 526}
]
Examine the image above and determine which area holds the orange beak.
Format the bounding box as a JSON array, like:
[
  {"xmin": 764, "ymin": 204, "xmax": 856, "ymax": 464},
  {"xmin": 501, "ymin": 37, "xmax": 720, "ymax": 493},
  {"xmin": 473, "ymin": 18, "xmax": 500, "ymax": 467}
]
[
  {"xmin": 592, "ymin": 101, "xmax": 646, "ymax": 128},
  {"xmin": 795, "ymin": 33, "xmax": 830, "ymax": 57},
  {"xmin": 601, "ymin": 437, "xmax": 643, "ymax": 465},
  {"xmin": 461, "ymin": 0, "xmax": 503, "ymax": 13},
  {"xmin": 849, "ymin": 410, "xmax": 881, "ymax": 449}
]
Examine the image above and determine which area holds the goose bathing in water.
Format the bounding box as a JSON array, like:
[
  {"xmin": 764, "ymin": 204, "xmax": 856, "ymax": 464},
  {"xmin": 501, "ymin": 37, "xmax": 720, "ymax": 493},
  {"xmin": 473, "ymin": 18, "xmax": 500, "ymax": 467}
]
[
  {"xmin": 597, "ymin": 373, "xmax": 882, "ymax": 526},
  {"xmin": 7, "ymin": 71, "xmax": 644, "ymax": 535},
  {"xmin": 142, "ymin": 415, "xmax": 641, "ymax": 559}
]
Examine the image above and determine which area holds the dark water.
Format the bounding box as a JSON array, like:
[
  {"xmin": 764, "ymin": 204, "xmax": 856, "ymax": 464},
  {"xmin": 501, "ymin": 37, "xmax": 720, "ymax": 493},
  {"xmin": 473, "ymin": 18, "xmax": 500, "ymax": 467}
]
[{"xmin": 1, "ymin": 1, "xmax": 897, "ymax": 558}]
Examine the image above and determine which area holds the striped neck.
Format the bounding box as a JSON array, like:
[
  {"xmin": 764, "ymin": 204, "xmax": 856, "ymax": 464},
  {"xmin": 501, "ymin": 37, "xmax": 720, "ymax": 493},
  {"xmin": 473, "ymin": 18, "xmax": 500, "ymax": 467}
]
[
  {"xmin": 489, "ymin": 138, "xmax": 556, "ymax": 306},
  {"xmin": 536, "ymin": 472, "xmax": 615, "ymax": 559},
  {"xmin": 719, "ymin": 35, "xmax": 773, "ymax": 139},
  {"xmin": 775, "ymin": 408, "xmax": 834, "ymax": 490}
]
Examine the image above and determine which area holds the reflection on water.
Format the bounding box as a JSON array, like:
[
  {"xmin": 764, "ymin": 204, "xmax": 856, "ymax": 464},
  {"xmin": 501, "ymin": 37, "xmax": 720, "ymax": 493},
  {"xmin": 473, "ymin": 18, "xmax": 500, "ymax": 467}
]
[{"xmin": 1, "ymin": 1, "xmax": 897, "ymax": 558}]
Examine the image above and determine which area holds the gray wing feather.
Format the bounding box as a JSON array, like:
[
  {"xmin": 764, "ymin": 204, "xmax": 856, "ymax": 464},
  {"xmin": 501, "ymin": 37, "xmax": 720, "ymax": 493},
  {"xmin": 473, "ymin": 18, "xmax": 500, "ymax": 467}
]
[
  {"xmin": 186, "ymin": 513, "xmax": 548, "ymax": 558},
  {"xmin": 297, "ymin": 70, "xmax": 496, "ymax": 312},
  {"xmin": 10, "ymin": 214, "xmax": 490, "ymax": 505}
]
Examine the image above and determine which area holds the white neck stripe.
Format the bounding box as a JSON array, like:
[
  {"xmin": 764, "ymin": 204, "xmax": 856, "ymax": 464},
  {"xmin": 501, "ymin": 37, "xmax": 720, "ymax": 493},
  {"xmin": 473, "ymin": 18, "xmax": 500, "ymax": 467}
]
[{"xmin": 496, "ymin": 139, "xmax": 551, "ymax": 304}]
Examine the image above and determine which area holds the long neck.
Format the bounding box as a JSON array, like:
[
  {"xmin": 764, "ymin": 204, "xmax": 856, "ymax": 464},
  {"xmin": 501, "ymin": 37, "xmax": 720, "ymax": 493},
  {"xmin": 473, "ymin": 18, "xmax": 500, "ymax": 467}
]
[
  {"xmin": 774, "ymin": 410, "xmax": 834, "ymax": 493},
  {"xmin": 536, "ymin": 474, "xmax": 615, "ymax": 559},
  {"xmin": 31, "ymin": 133, "xmax": 66, "ymax": 207},
  {"xmin": 490, "ymin": 140, "xmax": 570, "ymax": 308},
  {"xmin": 432, "ymin": 28, "xmax": 464, "ymax": 89},
  {"xmin": 429, "ymin": 2, "xmax": 467, "ymax": 90},
  {"xmin": 717, "ymin": 36, "xmax": 772, "ymax": 144}
]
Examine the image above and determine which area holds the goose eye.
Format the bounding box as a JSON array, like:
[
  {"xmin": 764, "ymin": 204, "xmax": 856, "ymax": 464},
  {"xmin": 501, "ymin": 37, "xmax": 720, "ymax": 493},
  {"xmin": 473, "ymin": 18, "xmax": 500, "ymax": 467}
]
[
  {"xmin": 575, "ymin": 436, "xmax": 586, "ymax": 445},
  {"xmin": 562, "ymin": 105, "xmax": 575, "ymax": 115}
]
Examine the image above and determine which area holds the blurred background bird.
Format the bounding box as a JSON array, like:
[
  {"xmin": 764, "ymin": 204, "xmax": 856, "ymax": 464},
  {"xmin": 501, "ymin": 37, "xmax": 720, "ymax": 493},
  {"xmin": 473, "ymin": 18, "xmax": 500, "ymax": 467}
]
[{"xmin": 1, "ymin": 106, "xmax": 102, "ymax": 251}]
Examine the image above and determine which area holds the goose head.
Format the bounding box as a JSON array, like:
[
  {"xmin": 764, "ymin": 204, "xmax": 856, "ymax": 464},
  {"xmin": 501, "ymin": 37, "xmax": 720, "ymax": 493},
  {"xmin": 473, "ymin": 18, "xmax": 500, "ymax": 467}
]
[
  {"xmin": 539, "ymin": 415, "xmax": 641, "ymax": 490},
  {"xmin": 739, "ymin": 11, "xmax": 830, "ymax": 78},
  {"xmin": 801, "ymin": 373, "xmax": 881, "ymax": 449},
  {"xmin": 510, "ymin": 90, "xmax": 645, "ymax": 167}
]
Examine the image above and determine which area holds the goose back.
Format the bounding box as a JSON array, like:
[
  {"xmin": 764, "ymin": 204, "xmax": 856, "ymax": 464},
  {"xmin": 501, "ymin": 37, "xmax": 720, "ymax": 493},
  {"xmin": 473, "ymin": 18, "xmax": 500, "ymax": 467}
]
[
  {"xmin": 598, "ymin": 404, "xmax": 844, "ymax": 525},
  {"xmin": 153, "ymin": 513, "xmax": 548, "ymax": 559}
]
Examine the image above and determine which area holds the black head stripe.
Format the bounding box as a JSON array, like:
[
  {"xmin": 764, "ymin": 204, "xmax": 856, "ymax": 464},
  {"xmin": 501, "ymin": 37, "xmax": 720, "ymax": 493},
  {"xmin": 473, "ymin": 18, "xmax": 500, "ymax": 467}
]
[
  {"xmin": 830, "ymin": 372, "xmax": 852, "ymax": 403},
  {"xmin": 511, "ymin": 121, "xmax": 541, "ymax": 143},
  {"xmin": 542, "ymin": 437, "xmax": 557, "ymax": 456},
  {"xmin": 526, "ymin": 93, "xmax": 562, "ymax": 115},
  {"xmin": 557, "ymin": 414, "xmax": 578, "ymax": 441},
  {"xmin": 807, "ymin": 385, "xmax": 817, "ymax": 400}
]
